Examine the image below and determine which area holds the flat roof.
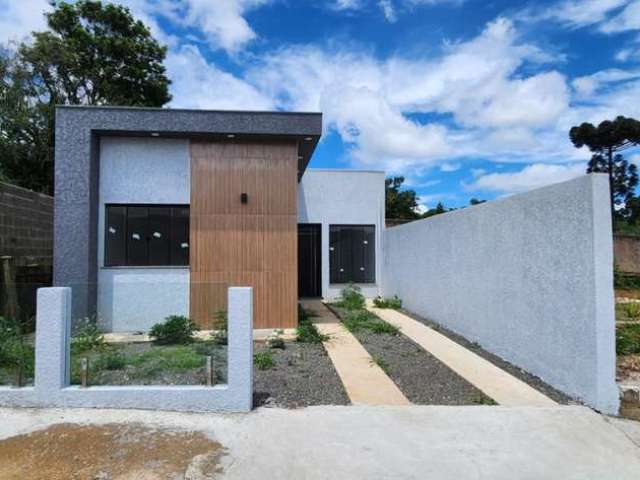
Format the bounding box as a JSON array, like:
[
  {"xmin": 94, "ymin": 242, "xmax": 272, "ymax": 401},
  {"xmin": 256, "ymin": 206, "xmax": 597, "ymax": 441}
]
[{"xmin": 56, "ymin": 105, "xmax": 323, "ymax": 178}]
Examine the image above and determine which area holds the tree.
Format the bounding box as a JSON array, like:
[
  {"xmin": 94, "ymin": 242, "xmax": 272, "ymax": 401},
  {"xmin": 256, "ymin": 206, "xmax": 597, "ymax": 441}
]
[
  {"xmin": 469, "ymin": 198, "xmax": 486, "ymax": 206},
  {"xmin": 570, "ymin": 116, "xmax": 640, "ymax": 223},
  {"xmin": 422, "ymin": 202, "xmax": 447, "ymax": 218},
  {"xmin": 385, "ymin": 176, "xmax": 420, "ymax": 219},
  {"xmin": 0, "ymin": 1, "xmax": 171, "ymax": 193}
]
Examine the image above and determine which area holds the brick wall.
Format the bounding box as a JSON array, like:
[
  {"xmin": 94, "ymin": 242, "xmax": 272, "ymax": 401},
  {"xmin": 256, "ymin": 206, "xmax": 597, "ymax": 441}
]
[{"xmin": 0, "ymin": 182, "xmax": 53, "ymax": 264}]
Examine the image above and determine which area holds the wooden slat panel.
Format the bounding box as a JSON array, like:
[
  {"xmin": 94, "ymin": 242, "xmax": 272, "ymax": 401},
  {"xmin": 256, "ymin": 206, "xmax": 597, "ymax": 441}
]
[{"xmin": 189, "ymin": 141, "xmax": 298, "ymax": 329}]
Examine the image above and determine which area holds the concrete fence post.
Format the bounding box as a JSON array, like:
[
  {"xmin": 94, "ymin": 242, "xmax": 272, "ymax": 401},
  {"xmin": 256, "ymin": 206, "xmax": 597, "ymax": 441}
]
[
  {"xmin": 34, "ymin": 287, "xmax": 71, "ymax": 394},
  {"xmin": 227, "ymin": 287, "xmax": 253, "ymax": 411}
]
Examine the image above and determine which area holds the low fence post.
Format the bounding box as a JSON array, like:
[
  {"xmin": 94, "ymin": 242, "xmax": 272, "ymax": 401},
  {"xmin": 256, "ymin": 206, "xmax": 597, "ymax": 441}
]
[
  {"xmin": 227, "ymin": 287, "xmax": 253, "ymax": 411},
  {"xmin": 34, "ymin": 287, "xmax": 71, "ymax": 396}
]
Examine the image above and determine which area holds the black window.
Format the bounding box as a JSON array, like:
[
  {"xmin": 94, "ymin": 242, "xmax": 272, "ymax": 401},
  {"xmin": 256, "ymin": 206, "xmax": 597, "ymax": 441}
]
[
  {"xmin": 105, "ymin": 205, "xmax": 190, "ymax": 267},
  {"xmin": 329, "ymin": 225, "xmax": 375, "ymax": 284}
]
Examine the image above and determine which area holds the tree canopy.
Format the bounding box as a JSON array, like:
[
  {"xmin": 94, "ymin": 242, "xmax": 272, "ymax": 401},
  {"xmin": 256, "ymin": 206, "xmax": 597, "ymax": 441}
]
[
  {"xmin": 0, "ymin": 0, "xmax": 171, "ymax": 193},
  {"xmin": 570, "ymin": 116, "xmax": 640, "ymax": 224},
  {"xmin": 385, "ymin": 176, "xmax": 421, "ymax": 220}
]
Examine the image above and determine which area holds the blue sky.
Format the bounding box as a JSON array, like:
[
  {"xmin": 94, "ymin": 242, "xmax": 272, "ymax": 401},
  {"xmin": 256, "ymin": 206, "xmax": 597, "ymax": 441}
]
[{"xmin": 2, "ymin": 0, "xmax": 640, "ymax": 209}]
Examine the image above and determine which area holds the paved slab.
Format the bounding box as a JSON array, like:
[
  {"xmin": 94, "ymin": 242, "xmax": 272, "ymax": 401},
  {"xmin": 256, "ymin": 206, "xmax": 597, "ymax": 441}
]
[
  {"xmin": 103, "ymin": 328, "xmax": 297, "ymax": 344},
  {"xmin": 369, "ymin": 307, "xmax": 557, "ymax": 407},
  {"xmin": 300, "ymin": 299, "xmax": 410, "ymax": 406},
  {"xmin": 1, "ymin": 406, "xmax": 639, "ymax": 479}
]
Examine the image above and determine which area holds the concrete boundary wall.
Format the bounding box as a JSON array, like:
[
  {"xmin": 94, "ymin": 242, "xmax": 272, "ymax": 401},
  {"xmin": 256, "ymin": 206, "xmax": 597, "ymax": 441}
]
[
  {"xmin": 383, "ymin": 174, "xmax": 619, "ymax": 413},
  {"xmin": 0, "ymin": 287, "xmax": 253, "ymax": 412}
]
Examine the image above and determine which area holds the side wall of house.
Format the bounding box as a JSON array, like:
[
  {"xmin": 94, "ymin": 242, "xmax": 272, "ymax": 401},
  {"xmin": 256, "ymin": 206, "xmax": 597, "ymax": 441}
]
[
  {"xmin": 382, "ymin": 174, "xmax": 618, "ymax": 413},
  {"xmin": 298, "ymin": 169, "xmax": 385, "ymax": 300},
  {"xmin": 97, "ymin": 137, "xmax": 190, "ymax": 331}
]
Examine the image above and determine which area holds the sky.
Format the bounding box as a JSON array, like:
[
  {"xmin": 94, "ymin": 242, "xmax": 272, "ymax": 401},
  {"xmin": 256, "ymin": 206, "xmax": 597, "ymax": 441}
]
[{"xmin": 1, "ymin": 0, "xmax": 640, "ymax": 209}]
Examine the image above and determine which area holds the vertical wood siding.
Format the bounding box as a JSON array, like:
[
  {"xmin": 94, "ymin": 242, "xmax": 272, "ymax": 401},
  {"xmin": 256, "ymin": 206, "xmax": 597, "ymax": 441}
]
[{"xmin": 189, "ymin": 141, "xmax": 298, "ymax": 329}]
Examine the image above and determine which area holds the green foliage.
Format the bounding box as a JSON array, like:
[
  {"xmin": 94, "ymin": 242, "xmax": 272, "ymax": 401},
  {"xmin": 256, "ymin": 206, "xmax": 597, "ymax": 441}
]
[
  {"xmin": 254, "ymin": 350, "xmax": 275, "ymax": 370},
  {"xmin": 267, "ymin": 329, "xmax": 286, "ymax": 350},
  {"xmin": 614, "ymin": 265, "xmax": 640, "ymax": 290},
  {"xmin": 386, "ymin": 176, "xmax": 420, "ymax": 220},
  {"xmin": 570, "ymin": 116, "xmax": 640, "ymax": 224},
  {"xmin": 342, "ymin": 310, "xmax": 399, "ymax": 335},
  {"xmin": 422, "ymin": 202, "xmax": 448, "ymax": 218},
  {"xmin": 149, "ymin": 315, "xmax": 198, "ymax": 345},
  {"xmin": 370, "ymin": 356, "xmax": 390, "ymax": 373},
  {"xmin": 0, "ymin": 0, "xmax": 171, "ymax": 193},
  {"xmin": 296, "ymin": 305, "xmax": 328, "ymax": 344},
  {"xmin": 0, "ymin": 316, "xmax": 34, "ymax": 383},
  {"xmin": 336, "ymin": 284, "xmax": 366, "ymax": 310},
  {"xmin": 372, "ymin": 295, "xmax": 402, "ymax": 309},
  {"xmin": 616, "ymin": 324, "xmax": 640, "ymax": 356},
  {"xmin": 211, "ymin": 310, "xmax": 228, "ymax": 345},
  {"xmin": 71, "ymin": 317, "xmax": 104, "ymax": 353},
  {"xmin": 472, "ymin": 394, "xmax": 498, "ymax": 405},
  {"xmin": 93, "ymin": 349, "xmax": 126, "ymax": 371}
]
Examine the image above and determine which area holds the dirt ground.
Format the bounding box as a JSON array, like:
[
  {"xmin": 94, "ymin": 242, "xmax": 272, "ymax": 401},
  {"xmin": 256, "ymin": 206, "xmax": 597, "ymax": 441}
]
[{"xmin": 0, "ymin": 423, "xmax": 224, "ymax": 480}]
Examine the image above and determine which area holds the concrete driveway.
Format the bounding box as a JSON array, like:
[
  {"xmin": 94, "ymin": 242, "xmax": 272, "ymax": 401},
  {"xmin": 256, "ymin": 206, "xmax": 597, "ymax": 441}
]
[{"xmin": 1, "ymin": 405, "xmax": 639, "ymax": 479}]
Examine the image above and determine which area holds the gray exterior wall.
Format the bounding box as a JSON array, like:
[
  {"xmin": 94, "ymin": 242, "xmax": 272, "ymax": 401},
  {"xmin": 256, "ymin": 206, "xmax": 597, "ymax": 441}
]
[
  {"xmin": 0, "ymin": 182, "xmax": 53, "ymax": 263},
  {"xmin": 97, "ymin": 137, "xmax": 190, "ymax": 331},
  {"xmin": 383, "ymin": 174, "xmax": 618, "ymax": 413},
  {"xmin": 298, "ymin": 169, "xmax": 385, "ymax": 299},
  {"xmin": 54, "ymin": 106, "xmax": 321, "ymax": 320}
]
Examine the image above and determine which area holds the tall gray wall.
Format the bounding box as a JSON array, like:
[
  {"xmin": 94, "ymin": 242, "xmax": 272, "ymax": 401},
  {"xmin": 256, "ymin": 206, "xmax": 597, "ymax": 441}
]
[{"xmin": 383, "ymin": 174, "xmax": 618, "ymax": 413}]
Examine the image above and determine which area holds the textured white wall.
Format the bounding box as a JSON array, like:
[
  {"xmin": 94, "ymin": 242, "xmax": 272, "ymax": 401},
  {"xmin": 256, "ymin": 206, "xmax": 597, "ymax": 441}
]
[
  {"xmin": 97, "ymin": 137, "xmax": 190, "ymax": 331},
  {"xmin": 298, "ymin": 169, "xmax": 385, "ymax": 299},
  {"xmin": 383, "ymin": 174, "xmax": 618, "ymax": 413}
]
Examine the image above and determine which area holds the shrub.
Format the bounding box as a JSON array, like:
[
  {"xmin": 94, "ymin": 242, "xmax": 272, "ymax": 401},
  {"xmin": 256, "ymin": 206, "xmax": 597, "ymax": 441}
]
[
  {"xmin": 254, "ymin": 350, "xmax": 275, "ymax": 370},
  {"xmin": 617, "ymin": 324, "xmax": 640, "ymax": 356},
  {"xmin": 149, "ymin": 315, "xmax": 198, "ymax": 345},
  {"xmin": 336, "ymin": 284, "xmax": 365, "ymax": 310},
  {"xmin": 71, "ymin": 316, "xmax": 104, "ymax": 353},
  {"xmin": 267, "ymin": 329, "xmax": 286, "ymax": 349},
  {"xmin": 373, "ymin": 295, "xmax": 402, "ymax": 309},
  {"xmin": 211, "ymin": 310, "xmax": 228, "ymax": 345},
  {"xmin": 623, "ymin": 303, "xmax": 640, "ymax": 321},
  {"xmin": 296, "ymin": 305, "xmax": 328, "ymax": 343},
  {"xmin": 0, "ymin": 317, "xmax": 34, "ymax": 383},
  {"xmin": 342, "ymin": 310, "xmax": 399, "ymax": 335}
]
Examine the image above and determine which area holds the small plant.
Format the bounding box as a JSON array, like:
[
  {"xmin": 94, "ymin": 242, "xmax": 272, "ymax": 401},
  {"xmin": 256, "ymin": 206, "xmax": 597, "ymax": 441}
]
[
  {"xmin": 71, "ymin": 316, "xmax": 104, "ymax": 353},
  {"xmin": 472, "ymin": 393, "xmax": 497, "ymax": 405},
  {"xmin": 296, "ymin": 305, "xmax": 329, "ymax": 343},
  {"xmin": 373, "ymin": 295, "xmax": 402, "ymax": 309},
  {"xmin": 254, "ymin": 350, "xmax": 275, "ymax": 370},
  {"xmin": 94, "ymin": 349, "xmax": 127, "ymax": 371},
  {"xmin": 267, "ymin": 329, "xmax": 286, "ymax": 349},
  {"xmin": 149, "ymin": 315, "xmax": 198, "ymax": 345},
  {"xmin": 211, "ymin": 310, "xmax": 228, "ymax": 345},
  {"xmin": 617, "ymin": 324, "xmax": 640, "ymax": 355},
  {"xmin": 335, "ymin": 283, "xmax": 365, "ymax": 310},
  {"xmin": 370, "ymin": 356, "xmax": 390, "ymax": 373},
  {"xmin": 623, "ymin": 303, "xmax": 640, "ymax": 321},
  {"xmin": 369, "ymin": 320, "xmax": 400, "ymax": 335}
]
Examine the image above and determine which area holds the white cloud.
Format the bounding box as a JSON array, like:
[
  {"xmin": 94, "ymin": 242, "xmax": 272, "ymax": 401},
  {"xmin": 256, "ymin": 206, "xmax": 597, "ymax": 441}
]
[
  {"xmin": 528, "ymin": 0, "xmax": 629, "ymax": 29},
  {"xmin": 601, "ymin": 1, "xmax": 640, "ymax": 33},
  {"xmin": 378, "ymin": 0, "xmax": 398, "ymax": 22},
  {"xmin": 166, "ymin": 45, "xmax": 274, "ymax": 110},
  {"xmin": 440, "ymin": 163, "xmax": 460, "ymax": 172},
  {"xmin": 0, "ymin": 0, "xmax": 51, "ymax": 45},
  {"xmin": 328, "ymin": 0, "xmax": 365, "ymax": 10},
  {"xmin": 465, "ymin": 163, "xmax": 587, "ymax": 195}
]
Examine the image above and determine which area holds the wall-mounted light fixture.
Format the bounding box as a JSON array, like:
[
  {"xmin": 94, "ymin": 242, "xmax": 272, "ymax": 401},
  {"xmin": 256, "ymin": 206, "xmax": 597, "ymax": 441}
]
[
  {"xmin": 150, "ymin": 132, "xmax": 160, "ymax": 137},
  {"xmin": 240, "ymin": 193, "xmax": 248, "ymax": 204},
  {"xmin": 227, "ymin": 134, "xmax": 236, "ymax": 139}
]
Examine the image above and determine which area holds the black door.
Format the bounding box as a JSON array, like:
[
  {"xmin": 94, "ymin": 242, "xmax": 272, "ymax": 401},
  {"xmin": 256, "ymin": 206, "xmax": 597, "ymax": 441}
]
[{"xmin": 298, "ymin": 224, "xmax": 321, "ymax": 298}]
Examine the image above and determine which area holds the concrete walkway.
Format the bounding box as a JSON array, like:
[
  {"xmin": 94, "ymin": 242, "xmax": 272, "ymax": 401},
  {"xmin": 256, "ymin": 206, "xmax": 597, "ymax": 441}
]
[
  {"xmin": 300, "ymin": 299, "xmax": 410, "ymax": 406},
  {"xmin": 369, "ymin": 307, "xmax": 557, "ymax": 407},
  {"xmin": 1, "ymin": 406, "xmax": 639, "ymax": 479}
]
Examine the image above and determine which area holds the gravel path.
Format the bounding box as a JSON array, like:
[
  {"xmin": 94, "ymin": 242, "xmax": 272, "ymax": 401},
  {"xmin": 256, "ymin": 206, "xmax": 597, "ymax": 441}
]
[
  {"xmin": 403, "ymin": 309, "xmax": 573, "ymax": 404},
  {"xmin": 328, "ymin": 305, "xmax": 493, "ymax": 405}
]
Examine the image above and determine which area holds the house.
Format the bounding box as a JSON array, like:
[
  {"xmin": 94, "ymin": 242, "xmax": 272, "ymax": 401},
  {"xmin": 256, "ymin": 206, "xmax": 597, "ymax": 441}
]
[{"xmin": 54, "ymin": 106, "xmax": 384, "ymax": 331}]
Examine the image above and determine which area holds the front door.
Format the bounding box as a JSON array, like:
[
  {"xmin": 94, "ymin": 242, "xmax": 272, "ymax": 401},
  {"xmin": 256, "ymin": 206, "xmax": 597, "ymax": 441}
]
[{"xmin": 298, "ymin": 224, "xmax": 321, "ymax": 298}]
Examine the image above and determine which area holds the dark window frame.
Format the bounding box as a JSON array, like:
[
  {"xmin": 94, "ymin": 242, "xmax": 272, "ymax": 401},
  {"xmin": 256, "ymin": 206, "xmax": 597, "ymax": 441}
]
[
  {"xmin": 329, "ymin": 224, "xmax": 376, "ymax": 285},
  {"xmin": 104, "ymin": 204, "xmax": 190, "ymax": 267}
]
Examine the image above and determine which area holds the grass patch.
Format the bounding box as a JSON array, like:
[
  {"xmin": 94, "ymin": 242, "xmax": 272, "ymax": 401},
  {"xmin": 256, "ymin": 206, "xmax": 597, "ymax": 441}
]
[
  {"xmin": 616, "ymin": 303, "xmax": 640, "ymax": 322},
  {"xmin": 372, "ymin": 295, "xmax": 402, "ymax": 309},
  {"xmin": 370, "ymin": 355, "xmax": 390, "ymax": 373},
  {"xmin": 254, "ymin": 350, "xmax": 275, "ymax": 370},
  {"xmin": 296, "ymin": 305, "xmax": 329, "ymax": 344},
  {"xmin": 617, "ymin": 324, "xmax": 640, "ymax": 356},
  {"xmin": 339, "ymin": 309, "xmax": 399, "ymax": 336},
  {"xmin": 472, "ymin": 393, "xmax": 498, "ymax": 405}
]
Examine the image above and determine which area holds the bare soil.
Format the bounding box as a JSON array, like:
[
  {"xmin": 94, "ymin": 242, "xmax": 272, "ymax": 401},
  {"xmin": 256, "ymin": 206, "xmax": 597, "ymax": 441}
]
[{"xmin": 0, "ymin": 423, "xmax": 224, "ymax": 480}]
